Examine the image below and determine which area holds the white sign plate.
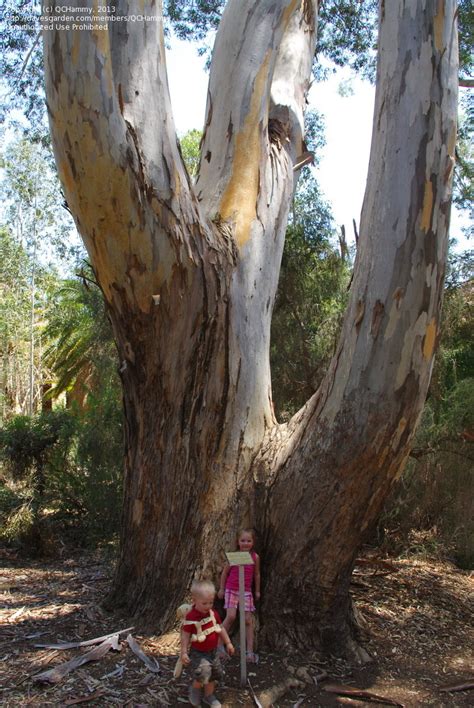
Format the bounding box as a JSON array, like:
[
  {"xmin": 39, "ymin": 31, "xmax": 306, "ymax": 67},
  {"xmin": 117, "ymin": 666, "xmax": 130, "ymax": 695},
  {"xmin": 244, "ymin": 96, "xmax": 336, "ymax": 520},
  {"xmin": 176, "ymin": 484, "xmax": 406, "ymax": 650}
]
[{"xmin": 225, "ymin": 551, "xmax": 253, "ymax": 566}]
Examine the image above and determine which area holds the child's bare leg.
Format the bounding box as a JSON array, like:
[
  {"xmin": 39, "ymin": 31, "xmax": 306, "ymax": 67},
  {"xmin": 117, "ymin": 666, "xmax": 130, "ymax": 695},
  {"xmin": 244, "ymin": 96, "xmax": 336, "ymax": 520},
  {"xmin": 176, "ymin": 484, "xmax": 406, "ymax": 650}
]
[
  {"xmin": 245, "ymin": 612, "xmax": 254, "ymax": 655},
  {"xmin": 204, "ymin": 680, "xmax": 215, "ymax": 697},
  {"xmin": 222, "ymin": 607, "xmax": 237, "ymax": 634},
  {"xmin": 218, "ymin": 607, "xmax": 236, "ymax": 659}
]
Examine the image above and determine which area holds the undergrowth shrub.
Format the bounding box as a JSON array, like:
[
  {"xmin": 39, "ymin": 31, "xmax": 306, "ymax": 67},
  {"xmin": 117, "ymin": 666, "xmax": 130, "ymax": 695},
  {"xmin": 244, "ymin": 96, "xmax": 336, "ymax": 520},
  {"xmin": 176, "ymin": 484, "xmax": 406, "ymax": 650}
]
[
  {"xmin": 1, "ymin": 502, "xmax": 34, "ymax": 543},
  {"xmin": 0, "ymin": 398, "xmax": 122, "ymax": 555},
  {"xmin": 54, "ymin": 389, "xmax": 123, "ymax": 543},
  {"xmin": 379, "ymin": 380, "xmax": 474, "ymax": 569}
]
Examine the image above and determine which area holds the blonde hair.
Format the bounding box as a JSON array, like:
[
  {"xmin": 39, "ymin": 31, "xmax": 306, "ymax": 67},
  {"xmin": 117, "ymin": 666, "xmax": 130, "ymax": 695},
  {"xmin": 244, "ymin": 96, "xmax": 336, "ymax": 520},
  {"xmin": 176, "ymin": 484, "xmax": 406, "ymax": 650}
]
[{"xmin": 191, "ymin": 579, "xmax": 215, "ymax": 598}]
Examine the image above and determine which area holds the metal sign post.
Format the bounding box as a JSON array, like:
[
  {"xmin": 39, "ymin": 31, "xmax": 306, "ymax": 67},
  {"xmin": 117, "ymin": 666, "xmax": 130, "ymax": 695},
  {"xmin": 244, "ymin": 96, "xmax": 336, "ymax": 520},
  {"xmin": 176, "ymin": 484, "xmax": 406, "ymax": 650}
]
[{"xmin": 225, "ymin": 551, "xmax": 254, "ymax": 687}]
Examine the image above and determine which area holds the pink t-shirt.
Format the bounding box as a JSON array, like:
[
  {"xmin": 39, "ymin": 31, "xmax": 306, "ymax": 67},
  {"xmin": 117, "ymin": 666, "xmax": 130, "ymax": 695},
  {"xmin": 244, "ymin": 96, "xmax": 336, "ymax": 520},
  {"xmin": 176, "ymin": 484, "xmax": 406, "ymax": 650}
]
[{"xmin": 226, "ymin": 551, "xmax": 257, "ymax": 592}]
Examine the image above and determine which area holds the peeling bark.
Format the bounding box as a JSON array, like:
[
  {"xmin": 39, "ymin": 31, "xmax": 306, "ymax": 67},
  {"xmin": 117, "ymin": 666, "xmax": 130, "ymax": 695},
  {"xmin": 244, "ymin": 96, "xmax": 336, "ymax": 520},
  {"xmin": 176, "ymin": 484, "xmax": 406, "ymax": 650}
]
[
  {"xmin": 43, "ymin": 0, "xmax": 458, "ymax": 654},
  {"xmin": 255, "ymin": 0, "xmax": 458, "ymax": 652}
]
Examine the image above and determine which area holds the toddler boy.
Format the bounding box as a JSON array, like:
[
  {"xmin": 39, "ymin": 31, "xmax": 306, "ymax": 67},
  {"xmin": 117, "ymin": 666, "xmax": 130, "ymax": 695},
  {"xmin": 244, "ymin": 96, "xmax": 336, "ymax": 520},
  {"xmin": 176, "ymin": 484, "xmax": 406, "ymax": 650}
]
[{"xmin": 180, "ymin": 579, "xmax": 234, "ymax": 707}]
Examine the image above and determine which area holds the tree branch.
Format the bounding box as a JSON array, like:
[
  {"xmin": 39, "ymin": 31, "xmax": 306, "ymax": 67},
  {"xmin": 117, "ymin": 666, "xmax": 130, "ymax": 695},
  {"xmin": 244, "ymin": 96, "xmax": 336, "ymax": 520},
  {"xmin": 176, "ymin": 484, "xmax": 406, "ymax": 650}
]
[
  {"xmin": 108, "ymin": 0, "xmax": 189, "ymax": 204},
  {"xmin": 270, "ymin": 1, "xmax": 318, "ymax": 161},
  {"xmin": 197, "ymin": 0, "xmax": 316, "ymax": 243},
  {"xmin": 258, "ymin": 0, "xmax": 459, "ymax": 599},
  {"xmin": 17, "ymin": 31, "xmax": 41, "ymax": 85},
  {"xmin": 43, "ymin": 1, "xmax": 208, "ymax": 312}
]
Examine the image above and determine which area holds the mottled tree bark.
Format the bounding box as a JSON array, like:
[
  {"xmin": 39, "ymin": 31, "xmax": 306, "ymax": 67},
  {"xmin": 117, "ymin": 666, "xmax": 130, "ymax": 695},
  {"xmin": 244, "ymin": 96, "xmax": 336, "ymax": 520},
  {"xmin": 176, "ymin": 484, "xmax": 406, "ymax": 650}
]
[{"xmin": 43, "ymin": 0, "xmax": 458, "ymax": 654}]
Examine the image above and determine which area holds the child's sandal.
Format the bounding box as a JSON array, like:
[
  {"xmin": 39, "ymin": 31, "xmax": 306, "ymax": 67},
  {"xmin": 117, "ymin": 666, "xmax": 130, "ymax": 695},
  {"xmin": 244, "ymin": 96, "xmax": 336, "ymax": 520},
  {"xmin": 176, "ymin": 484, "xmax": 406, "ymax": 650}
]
[{"xmin": 246, "ymin": 651, "xmax": 259, "ymax": 664}]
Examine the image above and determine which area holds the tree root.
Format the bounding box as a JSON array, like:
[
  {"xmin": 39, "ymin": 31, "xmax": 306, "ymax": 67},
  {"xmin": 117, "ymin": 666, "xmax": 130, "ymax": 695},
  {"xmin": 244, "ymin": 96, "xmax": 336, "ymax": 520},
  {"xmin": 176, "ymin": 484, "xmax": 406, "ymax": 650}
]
[
  {"xmin": 256, "ymin": 677, "xmax": 304, "ymax": 707},
  {"xmin": 344, "ymin": 637, "xmax": 373, "ymax": 665}
]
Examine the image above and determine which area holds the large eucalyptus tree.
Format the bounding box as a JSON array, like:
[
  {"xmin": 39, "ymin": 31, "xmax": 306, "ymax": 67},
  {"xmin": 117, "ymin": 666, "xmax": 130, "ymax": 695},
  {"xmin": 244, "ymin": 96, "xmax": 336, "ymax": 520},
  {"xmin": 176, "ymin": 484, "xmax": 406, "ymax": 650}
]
[{"xmin": 43, "ymin": 0, "xmax": 458, "ymax": 654}]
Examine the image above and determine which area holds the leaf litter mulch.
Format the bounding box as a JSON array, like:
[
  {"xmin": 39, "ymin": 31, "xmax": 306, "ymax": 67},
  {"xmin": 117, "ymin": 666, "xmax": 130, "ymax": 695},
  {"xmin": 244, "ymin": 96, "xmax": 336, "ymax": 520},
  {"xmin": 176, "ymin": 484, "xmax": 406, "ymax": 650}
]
[{"xmin": 0, "ymin": 548, "xmax": 472, "ymax": 707}]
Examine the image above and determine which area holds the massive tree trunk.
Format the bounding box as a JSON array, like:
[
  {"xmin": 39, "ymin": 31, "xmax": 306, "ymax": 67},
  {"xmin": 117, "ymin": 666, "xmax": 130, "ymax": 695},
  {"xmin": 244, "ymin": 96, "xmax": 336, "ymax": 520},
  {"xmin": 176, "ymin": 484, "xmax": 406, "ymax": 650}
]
[{"xmin": 43, "ymin": 0, "xmax": 458, "ymax": 655}]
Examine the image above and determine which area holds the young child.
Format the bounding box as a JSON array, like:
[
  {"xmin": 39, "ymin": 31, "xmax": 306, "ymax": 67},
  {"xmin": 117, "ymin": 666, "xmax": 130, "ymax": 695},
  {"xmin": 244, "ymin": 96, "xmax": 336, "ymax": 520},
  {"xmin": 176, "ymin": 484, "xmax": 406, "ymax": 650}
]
[
  {"xmin": 218, "ymin": 528, "xmax": 261, "ymax": 663},
  {"xmin": 180, "ymin": 580, "xmax": 234, "ymax": 707}
]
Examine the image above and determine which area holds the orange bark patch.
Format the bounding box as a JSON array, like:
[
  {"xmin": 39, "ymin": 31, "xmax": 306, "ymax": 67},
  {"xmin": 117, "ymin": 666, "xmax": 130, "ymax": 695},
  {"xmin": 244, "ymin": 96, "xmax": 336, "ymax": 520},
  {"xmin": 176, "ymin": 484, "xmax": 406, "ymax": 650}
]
[
  {"xmin": 391, "ymin": 417, "xmax": 407, "ymax": 451},
  {"xmin": 219, "ymin": 52, "xmax": 271, "ymax": 248},
  {"xmin": 433, "ymin": 0, "xmax": 445, "ymax": 52},
  {"xmin": 423, "ymin": 318, "xmax": 437, "ymax": 360},
  {"xmin": 420, "ymin": 180, "xmax": 433, "ymax": 233}
]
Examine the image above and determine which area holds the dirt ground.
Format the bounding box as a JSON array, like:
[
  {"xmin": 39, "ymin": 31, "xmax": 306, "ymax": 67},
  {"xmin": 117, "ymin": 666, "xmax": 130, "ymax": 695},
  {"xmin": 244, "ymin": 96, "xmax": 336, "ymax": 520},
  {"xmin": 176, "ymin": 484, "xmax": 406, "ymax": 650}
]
[{"xmin": 0, "ymin": 548, "xmax": 472, "ymax": 707}]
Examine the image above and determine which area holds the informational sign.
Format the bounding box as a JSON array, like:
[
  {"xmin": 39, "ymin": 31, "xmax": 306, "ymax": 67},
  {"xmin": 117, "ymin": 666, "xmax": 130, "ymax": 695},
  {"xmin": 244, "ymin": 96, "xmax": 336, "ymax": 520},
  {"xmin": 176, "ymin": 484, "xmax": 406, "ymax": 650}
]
[
  {"xmin": 225, "ymin": 551, "xmax": 253, "ymax": 566},
  {"xmin": 225, "ymin": 550, "xmax": 254, "ymax": 686}
]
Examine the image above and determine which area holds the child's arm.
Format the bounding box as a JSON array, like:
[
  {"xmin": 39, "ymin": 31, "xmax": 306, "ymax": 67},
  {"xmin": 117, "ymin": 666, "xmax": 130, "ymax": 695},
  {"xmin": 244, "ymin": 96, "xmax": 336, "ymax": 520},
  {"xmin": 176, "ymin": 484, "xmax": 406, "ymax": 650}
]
[
  {"xmin": 219, "ymin": 625, "xmax": 235, "ymax": 656},
  {"xmin": 180, "ymin": 628, "xmax": 191, "ymax": 665},
  {"xmin": 254, "ymin": 553, "xmax": 261, "ymax": 600},
  {"xmin": 218, "ymin": 563, "xmax": 230, "ymax": 599}
]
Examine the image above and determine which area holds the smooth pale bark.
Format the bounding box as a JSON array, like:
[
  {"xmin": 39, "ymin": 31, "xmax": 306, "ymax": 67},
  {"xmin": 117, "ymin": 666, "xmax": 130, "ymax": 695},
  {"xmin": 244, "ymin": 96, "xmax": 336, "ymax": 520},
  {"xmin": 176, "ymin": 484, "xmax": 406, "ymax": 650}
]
[
  {"xmin": 256, "ymin": 0, "xmax": 458, "ymax": 652},
  {"xmin": 43, "ymin": 0, "xmax": 457, "ymax": 654}
]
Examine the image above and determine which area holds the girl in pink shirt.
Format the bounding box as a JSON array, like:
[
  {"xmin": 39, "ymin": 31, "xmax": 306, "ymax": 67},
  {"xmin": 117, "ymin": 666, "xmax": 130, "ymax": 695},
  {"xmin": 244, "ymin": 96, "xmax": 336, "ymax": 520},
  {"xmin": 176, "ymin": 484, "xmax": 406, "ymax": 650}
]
[{"xmin": 218, "ymin": 528, "xmax": 261, "ymax": 663}]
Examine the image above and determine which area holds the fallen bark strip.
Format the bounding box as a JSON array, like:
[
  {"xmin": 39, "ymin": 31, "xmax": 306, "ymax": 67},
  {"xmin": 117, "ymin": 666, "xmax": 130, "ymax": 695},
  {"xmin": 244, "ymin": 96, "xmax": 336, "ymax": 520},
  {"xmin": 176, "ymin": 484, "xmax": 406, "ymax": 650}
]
[
  {"xmin": 125, "ymin": 634, "xmax": 160, "ymax": 673},
  {"xmin": 439, "ymin": 679, "xmax": 474, "ymax": 693},
  {"xmin": 323, "ymin": 683, "xmax": 405, "ymax": 707},
  {"xmin": 256, "ymin": 678, "xmax": 304, "ymax": 707},
  {"xmin": 34, "ymin": 626, "xmax": 134, "ymax": 650},
  {"xmin": 33, "ymin": 635, "xmax": 120, "ymax": 684},
  {"xmin": 64, "ymin": 689, "xmax": 105, "ymax": 705},
  {"xmin": 247, "ymin": 678, "xmax": 263, "ymax": 707}
]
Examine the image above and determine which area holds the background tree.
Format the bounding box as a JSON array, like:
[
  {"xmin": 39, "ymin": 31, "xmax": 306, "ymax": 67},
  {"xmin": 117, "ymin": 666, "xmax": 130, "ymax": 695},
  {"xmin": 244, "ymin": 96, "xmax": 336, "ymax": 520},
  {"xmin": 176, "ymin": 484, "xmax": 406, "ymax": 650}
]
[
  {"xmin": 1, "ymin": 134, "xmax": 77, "ymax": 415},
  {"xmin": 179, "ymin": 128, "xmax": 202, "ymax": 181},
  {"xmin": 457, "ymin": 0, "xmax": 474, "ymax": 88},
  {"xmin": 0, "ymin": 0, "xmax": 45, "ymax": 130},
  {"xmin": 44, "ymin": 268, "xmax": 119, "ymax": 408},
  {"xmin": 271, "ymin": 206, "xmax": 348, "ymax": 419},
  {"xmin": 453, "ymin": 91, "xmax": 473, "ymax": 219},
  {"xmin": 42, "ymin": 0, "xmax": 459, "ymax": 657},
  {"xmin": 270, "ymin": 109, "xmax": 350, "ymax": 419},
  {"xmin": 0, "ymin": 225, "xmax": 59, "ymax": 418},
  {"xmin": 0, "ymin": 227, "xmax": 32, "ymax": 418},
  {"xmin": 0, "ymin": 268, "xmax": 123, "ymax": 553}
]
